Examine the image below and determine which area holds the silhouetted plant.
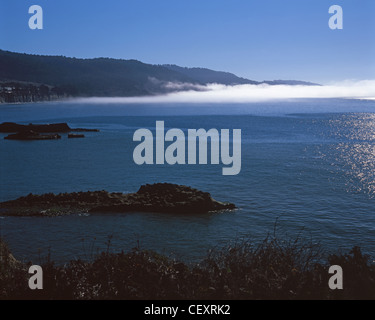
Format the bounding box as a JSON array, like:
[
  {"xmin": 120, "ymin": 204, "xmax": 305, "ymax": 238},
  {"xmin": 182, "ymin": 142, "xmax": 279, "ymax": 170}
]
[{"xmin": 0, "ymin": 236, "xmax": 374, "ymax": 300}]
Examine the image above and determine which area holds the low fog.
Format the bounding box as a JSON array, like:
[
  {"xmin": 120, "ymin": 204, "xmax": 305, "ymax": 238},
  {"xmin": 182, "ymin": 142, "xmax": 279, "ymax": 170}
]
[{"xmin": 73, "ymin": 80, "xmax": 375, "ymax": 104}]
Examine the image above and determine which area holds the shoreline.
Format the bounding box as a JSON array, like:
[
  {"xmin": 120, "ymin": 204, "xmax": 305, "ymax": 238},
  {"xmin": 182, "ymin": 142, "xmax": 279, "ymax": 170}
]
[{"xmin": 2, "ymin": 96, "xmax": 375, "ymax": 106}]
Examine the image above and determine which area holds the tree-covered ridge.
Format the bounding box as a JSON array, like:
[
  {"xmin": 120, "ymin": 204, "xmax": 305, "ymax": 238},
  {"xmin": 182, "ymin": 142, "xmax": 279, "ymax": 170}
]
[
  {"xmin": 0, "ymin": 50, "xmax": 319, "ymax": 102},
  {"xmin": 163, "ymin": 64, "xmax": 260, "ymax": 85},
  {"xmin": 0, "ymin": 50, "xmax": 195, "ymax": 98}
]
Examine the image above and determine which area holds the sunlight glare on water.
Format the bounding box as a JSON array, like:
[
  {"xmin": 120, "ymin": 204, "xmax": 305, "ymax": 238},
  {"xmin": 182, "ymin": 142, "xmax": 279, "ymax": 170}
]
[{"xmin": 1, "ymin": 100, "xmax": 375, "ymax": 264}]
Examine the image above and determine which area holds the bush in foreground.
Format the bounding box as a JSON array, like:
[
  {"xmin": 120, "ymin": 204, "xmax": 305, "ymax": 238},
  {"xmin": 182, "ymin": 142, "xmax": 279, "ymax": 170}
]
[{"xmin": 0, "ymin": 236, "xmax": 374, "ymax": 300}]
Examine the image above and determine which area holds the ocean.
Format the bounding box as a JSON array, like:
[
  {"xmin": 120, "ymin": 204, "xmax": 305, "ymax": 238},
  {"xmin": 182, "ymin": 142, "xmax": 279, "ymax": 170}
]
[{"xmin": 1, "ymin": 98, "xmax": 375, "ymax": 264}]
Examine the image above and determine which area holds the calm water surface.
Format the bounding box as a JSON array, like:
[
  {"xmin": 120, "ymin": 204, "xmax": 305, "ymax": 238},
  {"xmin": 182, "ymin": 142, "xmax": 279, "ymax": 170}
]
[{"xmin": 1, "ymin": 99, "xmax": 375, "ymax": 264}]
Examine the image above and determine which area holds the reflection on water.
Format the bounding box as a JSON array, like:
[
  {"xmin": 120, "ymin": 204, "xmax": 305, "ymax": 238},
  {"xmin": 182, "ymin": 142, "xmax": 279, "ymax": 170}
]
[
  {"xmin": 1, "ymin": 102, "xmax": 375, "ymax": 264},
  {"xmin": 322, "ymin": 114, "xmax": 375, "ymax": 196}
]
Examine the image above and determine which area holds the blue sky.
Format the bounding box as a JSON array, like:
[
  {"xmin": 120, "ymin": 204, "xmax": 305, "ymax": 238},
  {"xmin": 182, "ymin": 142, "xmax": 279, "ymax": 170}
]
[{"xmin": 1, "ymin": 0, "xmax": 374, "ymax": 83}]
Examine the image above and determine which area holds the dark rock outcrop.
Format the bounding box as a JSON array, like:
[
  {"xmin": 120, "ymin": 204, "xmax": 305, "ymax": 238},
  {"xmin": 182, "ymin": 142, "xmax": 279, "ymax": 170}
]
[
  {"xmin": 1, "ymin": 122, "xmax": 99, "ymax": 140},
  {"xmin": 4, "ymin": 130, "xmax": 61, "ymax": 140},
  {"xmin": 0, "ymin": 122, "xmax": 99, "ymax": 133},
  {"xmin": 70, "ymin": 128, "xmax": 100, "ymax": 132},
  {"xmin": 0, "ymin": 183, "xmax": 235, "ymax": 216},
  {"xmin": 0, "ymin": 122, "xmax": 70, "ymax": 133},
  {"xmin": 68, "ymin": 133, "xmax": 85, "ymax": 138}
]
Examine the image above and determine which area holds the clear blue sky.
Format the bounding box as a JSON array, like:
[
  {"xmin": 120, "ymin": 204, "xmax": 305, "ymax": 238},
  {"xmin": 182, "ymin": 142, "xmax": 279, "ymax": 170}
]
[{"xmin": 1, "ymin": 0, "xmax": 374, "ymax": 83}]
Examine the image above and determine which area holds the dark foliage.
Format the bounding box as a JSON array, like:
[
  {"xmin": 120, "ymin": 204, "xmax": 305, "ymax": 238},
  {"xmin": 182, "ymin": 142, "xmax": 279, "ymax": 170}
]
[
  {"xmin": 163, "ymin": 65, "xmax": 259, "ymax": 85},
  {"xmin": 1, "ymin": 234, "xmax": 374, "ymax": 300},
  {"xmin": 0, "ymin": 50, "xmax": 199, "ymax": 99},
  {"xmin": 0, "ymin": 50, "xmax": 319, "ymax": 103}
]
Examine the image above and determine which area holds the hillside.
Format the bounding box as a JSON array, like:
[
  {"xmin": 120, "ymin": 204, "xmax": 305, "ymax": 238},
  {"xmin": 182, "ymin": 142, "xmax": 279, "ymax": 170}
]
[
  {"xmin": 163, "ymin": 64, "xmax": 259, "ymax": 85},
  {"xmin": 0, "ymin": 50, "xmax": 319, "ymax": 103}
]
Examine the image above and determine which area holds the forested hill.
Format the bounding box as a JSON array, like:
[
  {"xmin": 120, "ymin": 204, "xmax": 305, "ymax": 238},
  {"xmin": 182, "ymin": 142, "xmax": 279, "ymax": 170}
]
[
  {"xmin": 0, "ymin": 50, "xmax": 319, "ymax": 103},
  {"xmin": 163, "ymin": 64, "xmax": 259, "ymax": 85}
]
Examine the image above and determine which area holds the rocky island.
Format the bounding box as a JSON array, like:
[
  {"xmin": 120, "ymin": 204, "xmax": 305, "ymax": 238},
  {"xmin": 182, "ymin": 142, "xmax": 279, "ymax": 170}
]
[
  {"xmin": 4, "ymin": 130, "xmax": 62, "ymax": 140},
  {"xmin": 0, "ymin": 122, "xmax": 99, "ymax": 140},
  {"xmin": 0, "ymin": 183, "xmax": 236, "ymax": 216}
]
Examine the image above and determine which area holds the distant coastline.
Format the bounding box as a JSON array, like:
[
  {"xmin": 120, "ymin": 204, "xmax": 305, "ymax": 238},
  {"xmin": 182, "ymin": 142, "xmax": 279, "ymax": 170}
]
[{"xmin": 0, "ymin": 49, "xmax": 319, "ymax": 104}]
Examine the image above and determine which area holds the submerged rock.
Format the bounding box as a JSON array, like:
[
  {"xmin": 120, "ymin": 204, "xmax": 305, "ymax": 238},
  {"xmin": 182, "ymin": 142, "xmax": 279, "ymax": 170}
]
[{"xmin": 0, "ymin": 183, "xmax": 235, "ymax": 216}]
